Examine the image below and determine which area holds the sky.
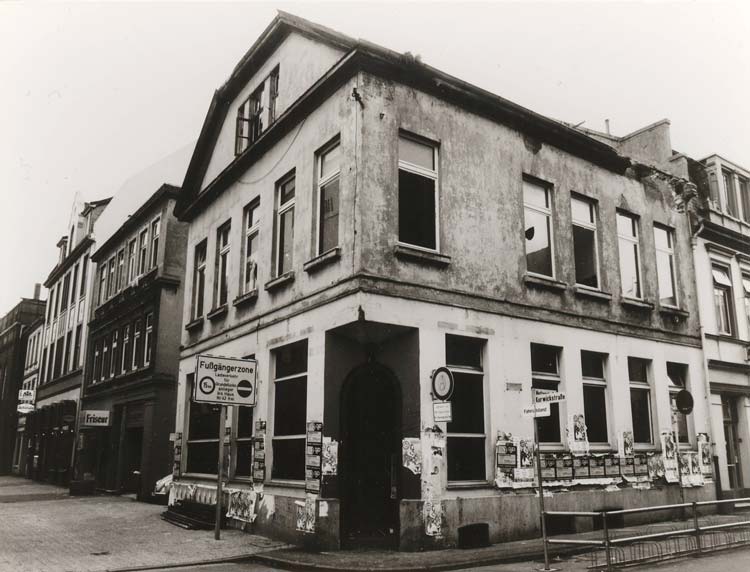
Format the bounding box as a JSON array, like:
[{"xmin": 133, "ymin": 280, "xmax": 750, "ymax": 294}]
[{"xmin": 1, "ymin": 0, "xmax": 749, "ymax": 314}]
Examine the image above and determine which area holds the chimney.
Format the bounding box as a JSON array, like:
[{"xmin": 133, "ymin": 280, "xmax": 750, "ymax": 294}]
[
  {"xmin": 605, "ymin": 119, "xmax": 611, "ymax": 135},
  {"xmin": 33, "ymin": 283, "xmax": 41, "ymax": 300}
]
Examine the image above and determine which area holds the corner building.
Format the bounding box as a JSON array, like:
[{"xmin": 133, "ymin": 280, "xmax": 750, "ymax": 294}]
[{"xmin": 171, "ymin": 13, "xmax": 714, "ymax": 550}]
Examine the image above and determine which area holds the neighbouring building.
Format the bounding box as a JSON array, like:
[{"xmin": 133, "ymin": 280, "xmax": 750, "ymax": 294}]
[
  {"xmin": 26, "ymin": 198, "xmax": 110, "ymax": 485},
  {"xmin": 169, "ymin": 12, "xmax": 715, "ymax": 550},
  {"xmin": 74, "ymin": 151, "xmax": 190, "ymax": 500},
  {"xmin": 0, "ymin": 292, "xmax": 46, "ymax": 474},
  {"xmin": 690, "ymin": 154, "xmax": 750, "ymax": 497},
  {"xmin": 12, "ymin": 316, "xmax": 45, "ymax": 476}
]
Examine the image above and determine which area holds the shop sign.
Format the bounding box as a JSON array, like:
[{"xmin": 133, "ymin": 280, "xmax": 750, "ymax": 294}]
[
  {"xmin": 194, "ymin": 355, "xmax": 257, "ymax": 406},
  {"xmin": 18, "ymin": 389, "xmax": 35, "ymax": 401},
  {"xmin": 82, "ymin": 410, "xmax": 111, "ymax": 427},
  {"xmin": 433, "ymin": 401, "xmax": 453, "ymax": 423},
  {"xmin": 17, "ymin": 403, "xmax": 34, "ymax": 414}
]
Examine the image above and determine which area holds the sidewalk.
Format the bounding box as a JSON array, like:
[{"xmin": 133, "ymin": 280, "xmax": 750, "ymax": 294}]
[{"xmin": 0, "ymin": 475, "xmax": 287, "ymax": 572}]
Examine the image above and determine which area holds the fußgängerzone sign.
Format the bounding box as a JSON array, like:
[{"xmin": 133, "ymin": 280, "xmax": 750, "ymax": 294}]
[{"xmin": 194, "ymin": 355, "xmax": 258, "ymax": 406}]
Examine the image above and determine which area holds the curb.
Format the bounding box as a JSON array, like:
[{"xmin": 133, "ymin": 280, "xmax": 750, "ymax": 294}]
[{"xmin": 106, "ymin": 551, "xmax": 272, "ymax": 572}]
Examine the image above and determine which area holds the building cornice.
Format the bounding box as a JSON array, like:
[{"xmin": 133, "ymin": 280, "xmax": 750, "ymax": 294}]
[{"xmin": 698, "ymin": 221, "xmax": 750, "ymax": 257}]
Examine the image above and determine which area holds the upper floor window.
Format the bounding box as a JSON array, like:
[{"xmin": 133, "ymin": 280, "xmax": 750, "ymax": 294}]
[
  {"xmin": 242, "ymin": 201, "xmax": 260, "ymax": 295},
  {"xmin": 127, "ymin": 238, "xmax": 137, "ymax": 283},
  {"xmin": 712, "ymin": 265, "xmax": 734, "ymax": 335},
  {"xmin": 138, "ymin": 227, "xmax": 149, "ymax": 275},
  {"xmin": 98, "ymin": 266, "xmax": 107, "ymax": 305},
  {"xmin": 523, "ymin": 178, "xmax": 554, "ymax": 277},
  {"xmin": 272, "ymin": 339, "xmax": 308, "ymax": 481},
  {"xmin": 80, "ymin": 255, "xmax": 88, "ymax": 298},
  {"xmin": 616, "ymin": 212, "xmax": 641, "ymax": 299},
  {"xmin": 628, "ymin": 357, "xmax": 653, "ymax": 445},
  {"xmin": 70, "ymin": 263, "xmax": 79, "ymax": 306},
  {"xmin": 116, "ymin": 249, "xmax": 125, "ymax": 292},
  {"xmin": 571, "ymin": 195, "xmax": 598, "ymax": 288},
  {"xmin": 275, "ymin": 174, "xmax": 295, "ymax": 276},
  {"xmin": 739, "ymin": 177, "xmax": 750, "ymax": 223},
  {"xmin": 398, "ymin": 134, "xmax": 438, "ymax": 251},
  {"xmin": 235, "ymin": 85, "xmax": 264, "ymax": 155},
  {"xmin": 150, "ymin": 218, "xmax": 160, "ymax": 269},
  {"xmin": 446, "ymin": 335, "xmax": 486, "ymax": 482},
  {"xmin": 654, "ymin": 225, "xmax": 677, "ymax": 307},
  {"xmin": 667, "ymin": 362, "xmax": 690, "ymax": 444},
  {"xmin": 317, "ymin": 141, "xmax": 341, "ymax": 254},
  {"xmin": 722, "ymin": 170, "xmax": 739, "ymax": 218},
  {"xmin": 530, "ymin": 343, "xmax": 562, "ymax": 444},
  {"xmin": 215, "ymin": 222, "xmax": 231, "ymax": 307},
  {"xmin": 192, "ymin": 240, "xmax": 207, "ymax": 319},
  {"xmin": 743, "ymin": 274, "xmax": 750, "ymax": 337},
  {"xmin": 144, "ymin": 313, "xmax": 154, "ymax": 365},
  {"xmin": 581, "ymin": 351, "xmax": 608, "ymax": 444},
  {"xmin": 268, "ymin": 67, "xmax": 280, "ymax": 123},
  {"xmin": 122, "ymin": 324, "xmax": 131, "ymax": 373},
  {"xmin": 61, "ymin": 272, "xmax": 71, "ymax": 310},
  {"xmin": 106, "ymin": 257, "xmax": 116, "ymax": 298}
]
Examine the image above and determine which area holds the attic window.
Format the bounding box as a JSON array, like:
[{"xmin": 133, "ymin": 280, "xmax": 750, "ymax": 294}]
[{"xmin": 235, "ymin": 66, "xmax": 280, "ymax": 156}]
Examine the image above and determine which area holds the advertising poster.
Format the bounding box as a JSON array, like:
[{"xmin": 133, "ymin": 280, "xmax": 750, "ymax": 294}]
[
  {"xmin": 697, "ymin": 433, "xmax": 713, "ymax": 477},
  {"xmin": 252, "ymin": 421, "xmax": 266, "ymax": 483},
  {"xmin": 568, "ymin": 414, "xmax": 590, "ymax": 456},
  {"xmin": 226, "ymin": 489, "xmax": 257, "ymax": 522},
  {"xmin": 402, "ymin": 437, "xmax": 422, "ymax": 476},
  {"xmin": 305, "ymin": 422, "xmax": 323, "ymax": 494},
  {"xmin": 322, "ymin": 437, "xmax": 338, "ymax": 476},
  {"xmin": 494, "ymin": 433, "xmax": 517, "ymax": 488},
  {"xmin": 618, "ymin": 431, "xmax": 634, "ymax": 458}
]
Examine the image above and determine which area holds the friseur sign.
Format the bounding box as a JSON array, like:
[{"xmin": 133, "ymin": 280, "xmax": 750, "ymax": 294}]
[
  {"xmin": 194, "ymin": 355, "xmax": 257, "ymax": 406},
  {"xmin": 82, "ymin": 410, "xmax": 111, "ymax": 427}
]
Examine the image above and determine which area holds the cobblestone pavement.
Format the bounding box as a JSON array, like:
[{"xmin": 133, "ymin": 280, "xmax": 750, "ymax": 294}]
[{"xmin": 0, "ymin": 476, "xmax": 287, "ymax": 572}]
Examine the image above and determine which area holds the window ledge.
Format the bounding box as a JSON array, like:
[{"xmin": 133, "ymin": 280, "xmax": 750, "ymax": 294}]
[
  {"xmin": 266, "ymin": 479, "xmax": 306, "ymax": 489},
  {"xmin": 524, "ymin": 273, "xmax": 567, "ymax": 292},
  {"xmin": 304, "ymin": 247, "xmax": 341, "ymax": 274},
  {"xmin": 264, "ymin": 271, "xmax": 295, "ymax": 292},
  {"xmin": 621, "ymin": 297, "xmax": 654, "ymax": 311},
  {"xmin": 185, "ymin": 317, "xmax": 204, "ymax": 332},
  {"xmin": 206, "ymin": 304, "xmax": 228, "ymax": 322},
  {"xmin": 573, "ymin": 285, "xmax": 612, "ymax": 302},
  {"xmin": 393, "ymin": 244, "xmax": 451, "ymax": 267},
  {"xmin": 233, "ymin": 289, "xmax": 258, "ymax": 308},
  {"xmin": 446, "ymin": 480, "xmax": 493, "ymax": 490},
  {"xmin": 659, "ymin": 306, "xmax": 689, "ymax": 320}
]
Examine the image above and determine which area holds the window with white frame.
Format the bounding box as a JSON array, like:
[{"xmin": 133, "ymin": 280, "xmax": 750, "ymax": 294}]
[
  {"xmin": 110, "ymin": 330, "xmax": 119, "ymax": 378},
  {"xmin": 628, "ymin": 357, "xmax": 653, "ymax": 445},
  {"xmin": 138, "ymin": 227, "xmax": 149, "ymax": 275},
  {"xmin": 523, "ymin": 178, "xmax": 554, "ymax": 277},
  {"xmin": 740, "ymin": 177, "xmax": 750, "ymax": 223},
  {"xmin": 127, "ymin": 238, "xmax": 137, "ymax": 282},
  {"xmin": 102, "ymin": 335, "xmax": 110, "ymax": 380},
  {"xmin": 398, "ymin": 134, "xmax": 438, "ymax": 250},
  {"xmin": 192, "ymin": 240, "xmax": 207, "ymax": 319},
  {"xmin": 272, "ymin": 339, "xmax": 307, "ymax": 481},
  {"xmin": 743, "ymin": 273, "xmax": 750, "ymax": 337},
  {"xmin": 275, "ymin": 174, "xmax": 295, "ymax": 276},
  {"xmin": 581, "ymin": 351, "xmax": 608, "ymax": 444},
  {"xmin": 122, "ymin": 324, "xmax": 131, "ymax": 373},
  {"xmin": 235, "ymin": 85, "xmax": 264, "ymax": 155},
  {"xmin": 712, "ymin": 265, "xmax": 734, "ymax": 335},
  {"xmin": 571, "ymin": 195, "xmax": 598, "ymax": 288},
  {"xmin": 654, "ymin": 225, "xmax": 677, "ymax": 306},
  {"xmin": 185, "ymin": 373, "xmax": 220, "ymax": 474},
  {"xmin": 106, "ymin": 257, "xmax": 116, "ymax": 298},
  {"xmin": 722, "ymin": 170, "xmax": 739, "ymax": 218},
  {"xmin": 446, "ymin": 335, "xmax": 486, "ymax": 482},
  {"xmin": 617, "ymin": 211, "xmax": 642, "ymax": 299},
  {"xmin": 116, "ymin": 249, "xmax": 125, "ymax": 291},
  {"xmin": 150, "ymin": 218, "xmax": 160, "ymax": 269},
  {"xmin": 530, "ymin": 343, "xmax": 562, "ymax": 443},
  {"xmin": 242, "ymin": 201, "xmax": 260, "ymax": 295},
  {"xmin": 215, "ymin": 222, "xmax": 231, "ymax": 307},
  {"xmin": 70, "ymin": 263, "xmax": 79, "ymax": 307},
  {"xmin": 98, "ymin": 266, "xmax": 107, "ymax": 305},
  {"xmin": 268, "ymin": 67, "xmax": 279, "ymax": 124},
  {"xmin": 667, "ymin": 362, "xmax": 690, "ymax": 444},
  {"xmin": 132, "ymin": 319, "xmax": 142, "ymax": 370},
  {"xmin": 92, "ymin": 341, "xmax": 101, "ymax": 383},
  {"xmin": 144, "ymin": 313, "xmax": 153, "ymax": 365},
  {"xmin": 317, "ymin": 141, "xmax": 341, "ymax": 254}
]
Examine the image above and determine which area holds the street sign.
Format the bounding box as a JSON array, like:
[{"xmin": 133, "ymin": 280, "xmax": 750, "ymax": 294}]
[
  {"xmin": 18, "ymin": 389, "xmax": 35, "ymax": 401},
  {"xmin": 82, "ymin": 410, "xmax": 110, "ymax": 427},
  {"xmin": 675, "ymin": 389, "xmax": 694, "ymax": 414},
  {"xmin": 523, "ymin": 403, "xmax": 551, "ymax": 418},
  {"xmin": 433, "ymin": 401, "xmax": 453, "ymax": 423},
  {"xmin": 431, "ymin": 367, "xmax": 454, "ymax": 401},
  {"xmin": 194, "ymin": 355, "xmax": 257, "ymax": 406},
  {"xmin": 534, "ymin": 391, "xmax": 566, "ymax": 404},
  {"xmin": 17, "ymin": 403, "xmax": 34, "ymax": 414}
]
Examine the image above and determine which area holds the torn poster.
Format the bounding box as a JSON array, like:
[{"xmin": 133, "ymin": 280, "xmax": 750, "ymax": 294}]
[
  {"xmin": 494, "ymin": 434, "xmax": 517, "ymax": 488},
  {"xmin": 226, "ymin": 489, "xmax": 257, "ymax": 523},
  {"xmin": 697, "ymin": 433, "xmax": 712, "ymax": 476},
  {"xmin": 568, "ymin": 413, "xmax": 590, "ymax": 455},
  {"xmin": 322, "ymin": 437, "xmax": 338, "ymax": 476},
  {"xmin": 618, "ymin": 431, "xmax": 634, "ymax": 458},
  {"xmin": 424, "ymin": 499, "xmax": 443, "ymax": 537},
  {"xmin": 402, "ymin": 437, "xmax": 422, "ymax": 475},
  {"xmin": 518, "ymin": 439, "xmax": 534, "ymax": 469},
  {"xmin": 304, "ymin": 494, "xmax": 317, "ymax": 533}
]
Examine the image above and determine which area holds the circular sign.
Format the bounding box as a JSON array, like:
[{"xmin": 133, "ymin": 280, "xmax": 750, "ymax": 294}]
[
  {"xmin": 675, "ymin": 389, "xmax": 694, "ymax": 415},
  {"xmin": 198, "ymin": 376, "xmax": 216, "ymax": 395},
  {"xmin": 237, "ymin": 379, "xmax": 254, "ymax": 399},
  {"xmin": 431, "ymin": 367, "xmax": 454, "ymax": 401}
]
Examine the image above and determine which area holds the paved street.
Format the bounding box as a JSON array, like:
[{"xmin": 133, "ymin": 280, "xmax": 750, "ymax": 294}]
[{"xmin": 0, "ymin": 476, "xmax": 286, "ymax": 572}]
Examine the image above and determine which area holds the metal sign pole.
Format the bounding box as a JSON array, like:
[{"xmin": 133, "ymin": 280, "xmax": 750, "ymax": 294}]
[
  {"xmin": 215, "ymin": 404, "xmax": 226, "ymax": 540},
  {"xmin": 532, "ymin": 388, "xmax": 551, "ymax": 571},
  {"xmin": 672, "ymin": 407, "xmax": 686, "ymax": 511}
]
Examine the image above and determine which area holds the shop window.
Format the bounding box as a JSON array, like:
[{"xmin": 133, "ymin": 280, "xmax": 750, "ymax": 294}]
[
  {"xmin": 272, "ymin": 340, "xmax": 307, "ymax": 481},
  {"xmin": 530, "ymin": 343, "xmax": 562, "ymax": 443},
  {"xmin": 215, "ymin": 221, "xmax": 231, "ymax": 307},
  {"xmin": 150, "ymin": 217, "xmax": 160, "ymax": 269},
  {"xmin": 138, "ymin": 227, "xmax": 149, "ymax": 275},
  {"xmin": 186, "ymin": 373, "xmax": 220, "ymax": 475},
  {"xmin": 713, "ymin": 265, "xmax": 735, "ymax": 335},
  {"xmin": 571, "ymin": 195, "xmax": 599, "ymax": 288},
  {"xmin": 317, "ymin": 140, "xmax": 341, "ymax": 254},
  {"xmin": 581, "ymin": 351, "xmax": 608, "ymax": 444},
  {"xmin": 242, "ymin": 200, "xmax": 260, "ymax": 295},
  {"xmin": 275, "ymin": 174, "xmax": 295, "ymax": 276},
  {"xmin": 628, "ymin": 357, "xmax": 653, "ymax": 444},
  {"xmin": 654, "ymin": 225, "xmax": 677, "ymax": 306},
  {"xmin": 398, "ymin": 134, "xmax": 438, "ymax": 251},
  {"xmin": 446, "ymin": 335, "xmax": 486, "ymax": 482},
  {"xmin": 667, "ymin": 362, "xmax": 690, "ymax": 444},
  {"xmin": 524, "ymin": 178, "xmax": 554, "ymax": 277},
  {"xmin": 234, "ymin": 401, "xmax": 254, "ymax": 478},
  {"xmin": 617, "ymin": 212, "xmax": 641, "ymax": 299},
  {"xmin": 191, "ymin": 240, "xmax": 207, "ymax": 319}
]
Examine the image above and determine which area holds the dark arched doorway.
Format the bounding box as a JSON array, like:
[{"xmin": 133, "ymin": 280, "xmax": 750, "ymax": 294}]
[{"xmin": 340, "ymin": 362, "xmax": 401, "ymax": 548}]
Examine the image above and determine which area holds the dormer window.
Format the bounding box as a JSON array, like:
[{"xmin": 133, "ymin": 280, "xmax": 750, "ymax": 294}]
[{"xmin": 234, "ymin": 66, "xmax": 280, "ymax": 156}]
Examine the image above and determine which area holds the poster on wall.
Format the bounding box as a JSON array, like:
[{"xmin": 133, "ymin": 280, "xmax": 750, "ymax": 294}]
[
  {"xmin": 322, "ymin": 437, "xmax": 338, "ymax": 476},
  {"xmin": 172, "ymin": 432, "xmax": 183, "ymax": 479},
  {"xmin": 305, "ymin": 422, "xmax": 323, "ymax": 494},
  {"xmin": 617, "ymin": 431, "xmax": 634, "ymax": 458},
  {"xmin": 494, "ymin": 432, "xmax": 517, "ymax": 488},
  {"xmin": 568, "ymin": 414, "xmax": 590, "ymax": 455},
  {"xmin": 402, "ymin": 437, "xmax": 422, "ymax": 476},
  {"xmin": 660, "ymin": 432, "xmax": 678, "ymax": 483},
  {"xmin": 424, "ymin": 499, "xmax": 443, "ymax": 537},
  {"xmin": 226, "ymin": 489, "xmax": 257, "ymax": 522},
  {"xmin": 556, "ymin": 455, "xmax": 573, "ymax": 479},
  {"xmin": 252, "ymin": 421, "xmax": 266, "ymax": 483},
  {"xmin": 697, "ymin": 433, "xmax": 712, "ymax": 477}
]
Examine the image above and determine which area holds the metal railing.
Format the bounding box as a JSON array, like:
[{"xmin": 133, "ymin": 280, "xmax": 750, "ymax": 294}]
[{"xmin": 543, "ymin": 497, "xmax": 750, "ymax": 571}]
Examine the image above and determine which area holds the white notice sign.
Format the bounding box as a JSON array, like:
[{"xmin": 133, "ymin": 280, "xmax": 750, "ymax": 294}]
[
  {"xmin": 523, "ymin": 403, "xmax": 551, "ymax": 418},
  {"xmin": 18, "ymin": 389, "xmax": 35, "ymax": 401},
  {"xmin": 82, "ymin": 410, "xmax": 111, "ymax": 426},
  {"xmin": 433, "ymin": 401, "xmax": 453, "ymax": 423},
  {"xmin": 194, "ymin": 355, "xmax": 257, "ymax": 406}
]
